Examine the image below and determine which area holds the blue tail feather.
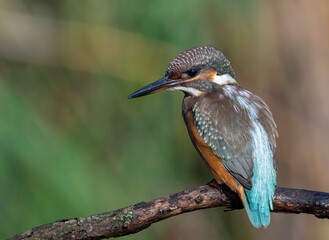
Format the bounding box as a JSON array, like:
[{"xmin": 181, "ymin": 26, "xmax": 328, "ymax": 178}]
[
  {"xmin": 244, "ymin": 188, "xmax": 273, "ymax": 228},
  {"xmin": 244, "ymin": 120, "xmax": 277, "ymax": 228}
]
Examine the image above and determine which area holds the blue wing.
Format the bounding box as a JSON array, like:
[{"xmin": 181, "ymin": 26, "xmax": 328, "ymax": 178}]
[
  {"xmin": 192, "ymin": 85, "xmax": 277, "ymax": 188},
  {"xmin": 192, "ymin": 84, "xmax": 277, "ymax": 228}
]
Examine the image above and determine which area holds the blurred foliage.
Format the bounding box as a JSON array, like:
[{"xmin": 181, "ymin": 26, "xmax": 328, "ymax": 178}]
[{"xmin": 1, "ymin": 0, "xmax": 329, "ymax": 239}]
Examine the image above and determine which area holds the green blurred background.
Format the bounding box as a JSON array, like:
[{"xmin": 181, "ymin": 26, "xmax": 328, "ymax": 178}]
[{"xmin": 1, "ymin": 0, "xmax": 329, "ymax": 239}]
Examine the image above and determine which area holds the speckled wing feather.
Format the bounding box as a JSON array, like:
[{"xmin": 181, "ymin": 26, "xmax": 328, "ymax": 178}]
[{"xmin": 192, "ymin": 85, "xmax": 277, "ymax": 189}]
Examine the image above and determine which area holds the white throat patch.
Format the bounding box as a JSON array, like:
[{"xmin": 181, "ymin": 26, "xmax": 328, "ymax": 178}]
[
  {"xmin": 213, "ymin": 73, "xmax": 237, "ymax": 85},
  {"xmin": 169, "ymin": 86, "xmax": 203, "ymax": 96}
]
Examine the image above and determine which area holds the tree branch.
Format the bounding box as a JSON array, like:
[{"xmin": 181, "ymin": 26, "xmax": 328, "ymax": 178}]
[{"xmin": 10, "ymin": 183, "xmax": 329, "ymax": 240}]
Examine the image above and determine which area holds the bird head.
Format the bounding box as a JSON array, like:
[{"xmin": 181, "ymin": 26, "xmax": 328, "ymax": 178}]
[{"xmin": 128, "ymin": 45, "xmax": 237, "ymax": 98}]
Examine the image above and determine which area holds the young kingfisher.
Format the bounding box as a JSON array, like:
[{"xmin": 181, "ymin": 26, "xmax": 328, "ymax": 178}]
[{"xmin": 128, "ymin": 45, "xmax": 278, "ymax": 228}]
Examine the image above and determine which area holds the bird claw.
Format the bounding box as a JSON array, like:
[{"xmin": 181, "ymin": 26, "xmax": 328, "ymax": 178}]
[
  {"xmin": 207, "ymin": 179, "xmax": 222, "ymax": 191},
  {"xmin": 224, "ymin": 207, "xmax": 234, "ymax": 212}
]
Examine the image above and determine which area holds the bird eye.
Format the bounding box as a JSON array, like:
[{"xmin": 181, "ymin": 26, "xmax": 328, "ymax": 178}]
[{"xmin": 186, "ymin": 68, "xmax": 199, "ymax": 77}]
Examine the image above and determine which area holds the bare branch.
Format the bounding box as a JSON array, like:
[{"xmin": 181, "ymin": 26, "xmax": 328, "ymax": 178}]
[{"xmin": 10, "ymin": 183, "xmax": 329, "ymax": 240}]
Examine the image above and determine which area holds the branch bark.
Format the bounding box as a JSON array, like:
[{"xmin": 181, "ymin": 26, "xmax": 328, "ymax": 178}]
[{"xmin": 10, "ymin": 183, "xmax": 329, "ymax": 240}]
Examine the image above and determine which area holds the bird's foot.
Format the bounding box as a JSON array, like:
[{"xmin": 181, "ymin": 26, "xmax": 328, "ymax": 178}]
[
  {"xmin": 207, "ymin": 179, "xmax": 243, "ymax": 211},
  {"xmin": 207, "ymin": 179, "xmax": 222, "ymax": 191}
]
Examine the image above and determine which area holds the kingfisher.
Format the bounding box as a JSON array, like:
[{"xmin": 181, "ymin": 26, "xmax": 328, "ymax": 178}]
[{"xmin": 128, "ymin": 45, "xmax": 278, "ymax": 228}]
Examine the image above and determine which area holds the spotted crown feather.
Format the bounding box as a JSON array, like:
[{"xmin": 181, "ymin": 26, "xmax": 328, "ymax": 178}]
[{"xmin": 166, "ymin": 45, "xmax": 235, "ymax": 78}]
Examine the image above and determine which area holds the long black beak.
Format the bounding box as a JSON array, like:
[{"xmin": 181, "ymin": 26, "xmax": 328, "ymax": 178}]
[{"xmin": 128, "ymin": 76, "xmax": 177, "ymax": 99}]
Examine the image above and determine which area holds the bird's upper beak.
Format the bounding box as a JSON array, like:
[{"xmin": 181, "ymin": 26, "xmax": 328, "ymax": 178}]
[{"xmin": 128, "ymin": 76, "xmax": 178, "ymax": 99}]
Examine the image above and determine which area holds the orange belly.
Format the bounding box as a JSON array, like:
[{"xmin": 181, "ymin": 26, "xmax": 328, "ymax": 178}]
[{"xmin": 187, "ymin": 111, "xmax": 245, "ymax": 202}]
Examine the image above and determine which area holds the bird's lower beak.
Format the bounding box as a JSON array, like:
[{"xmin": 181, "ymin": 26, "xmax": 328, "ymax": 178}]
[{"xmin": 128, "ymin": 76, "xmax": 177, "ymax": 99}]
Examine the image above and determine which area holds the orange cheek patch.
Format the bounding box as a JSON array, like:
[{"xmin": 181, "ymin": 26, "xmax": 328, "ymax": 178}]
[
  {"xmin": 198, "ymin": 70, "xmax": 217, "ymax": 81},
  {"xmin": 179, "ymin": 70, "xmax": 218, "ymax": 83},
  {"xmin": 168, "ymin": 70, "xmax": 217, "ymax": 84}
]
